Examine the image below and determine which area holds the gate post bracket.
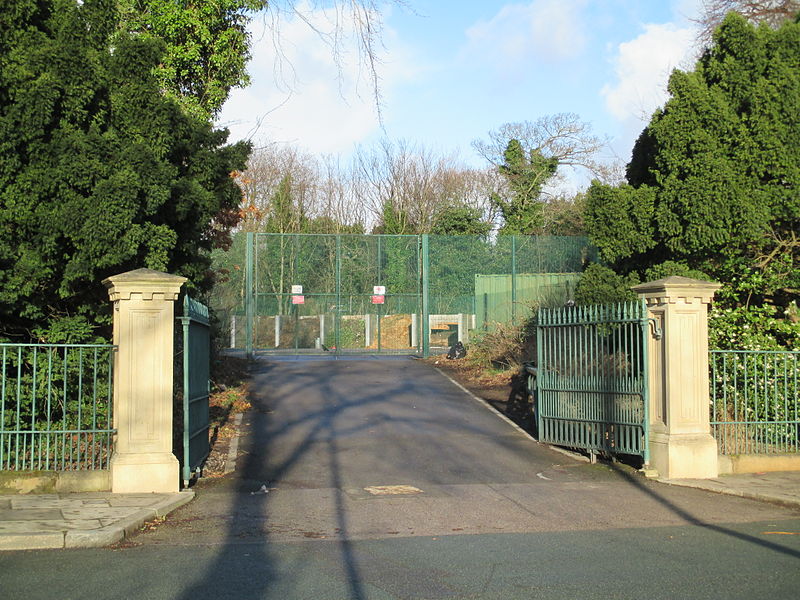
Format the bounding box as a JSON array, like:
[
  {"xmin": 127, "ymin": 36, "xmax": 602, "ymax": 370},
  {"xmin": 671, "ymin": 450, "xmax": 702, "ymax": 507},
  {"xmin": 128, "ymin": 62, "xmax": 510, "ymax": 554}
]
[{"xmin": 647, "ymin": 318, "xmax": 663, "ymax": 340}]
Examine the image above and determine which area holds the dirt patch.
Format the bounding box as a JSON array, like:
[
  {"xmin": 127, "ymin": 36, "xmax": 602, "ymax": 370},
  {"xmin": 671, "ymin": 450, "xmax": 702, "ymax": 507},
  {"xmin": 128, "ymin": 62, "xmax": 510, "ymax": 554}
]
[
  {"xmin": 202, "ymin": 415, "xmax": 241, "ymax": 477},
  {"xmin": 366, "ymin": 314, "xmax": 414, "ymax": 350},
  {"xmin": 201, "ymin": 356, "xmax": 252, "ymax": 478}
]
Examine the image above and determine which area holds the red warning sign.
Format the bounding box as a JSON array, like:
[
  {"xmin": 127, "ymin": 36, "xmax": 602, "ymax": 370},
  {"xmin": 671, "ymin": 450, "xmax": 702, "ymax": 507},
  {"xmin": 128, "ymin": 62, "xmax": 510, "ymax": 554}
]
[
  {"xmin": 371, "ymin": 295, "xmax": 385, "ymax": 304},
  {"xmin": 291, "ymin": 295, "xmax": 305, "ymax": 305}
]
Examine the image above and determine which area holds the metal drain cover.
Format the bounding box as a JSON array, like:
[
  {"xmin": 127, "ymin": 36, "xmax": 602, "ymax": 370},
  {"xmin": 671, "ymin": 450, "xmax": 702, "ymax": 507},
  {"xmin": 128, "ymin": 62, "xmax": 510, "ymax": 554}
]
[{"xmin": 363, "ymin": 485, "xmax": 423, "ymax": 496}]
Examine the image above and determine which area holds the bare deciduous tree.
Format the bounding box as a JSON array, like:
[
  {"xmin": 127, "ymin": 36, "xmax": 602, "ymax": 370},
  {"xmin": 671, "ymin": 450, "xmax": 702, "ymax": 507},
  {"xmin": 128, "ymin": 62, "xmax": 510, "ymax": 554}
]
[
  {"xmin": 473, "ymin": 113, "xmax": 607, "ymax": 184},
  {"xmin": 317, "ymin": 155, "xmax": 368, "ymax": 232},
  {"xmin": 237, "ymin": 144, "xmax": 318, "ymax": 231},
  {"xmin": 350, "ymin": 140, "xmax": 496, "ymax": 233},
  {"xmin": 261, "ymin": 1, "xmax": 413, "ymax": 121},
  {"xmin": 693, "ymin": 1, "xmax": 800, "ymax": 47},
  {"xmin": 472, "ymin": 114, "xmax": 608, "ymax": 233},
  {"xmin": 238, "ymin": 138, "xmax": 503, "ymax": 237},
  {"xmin": 237, "ymin": 143, "xmax": 371, "ymax": 233}
]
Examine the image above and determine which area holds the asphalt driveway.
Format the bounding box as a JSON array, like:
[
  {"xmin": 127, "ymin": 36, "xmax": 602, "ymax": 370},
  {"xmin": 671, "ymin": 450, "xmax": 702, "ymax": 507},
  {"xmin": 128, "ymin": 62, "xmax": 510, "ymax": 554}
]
[{"xmin": 2, "ymin": 356, "xmax": 798, "ymax": 600}]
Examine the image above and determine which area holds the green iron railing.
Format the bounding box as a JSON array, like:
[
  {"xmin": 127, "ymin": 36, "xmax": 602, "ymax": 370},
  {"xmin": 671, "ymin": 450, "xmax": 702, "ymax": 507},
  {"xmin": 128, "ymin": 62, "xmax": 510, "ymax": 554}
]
[
  {"xmin": 710, "ymin": 350, "xmax": 799, "ymax": 455},
  {"xmin": 536, "ymin": 300, "xmax": 650, "ymax": 462},
  {"xmin": 0, "ymin": 343, "xmax": 115, "ymax": 471}
]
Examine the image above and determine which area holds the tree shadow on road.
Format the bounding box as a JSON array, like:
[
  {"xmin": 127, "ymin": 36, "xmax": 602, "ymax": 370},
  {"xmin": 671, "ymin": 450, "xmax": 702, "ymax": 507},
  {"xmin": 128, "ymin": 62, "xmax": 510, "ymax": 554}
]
[
  {"xmin": 607, "ymin": 461, "xmax": 800, "ymax": 560},
  {"xmin": 173, "ymin": 356, "xmax": 535, "ymax": 599}
]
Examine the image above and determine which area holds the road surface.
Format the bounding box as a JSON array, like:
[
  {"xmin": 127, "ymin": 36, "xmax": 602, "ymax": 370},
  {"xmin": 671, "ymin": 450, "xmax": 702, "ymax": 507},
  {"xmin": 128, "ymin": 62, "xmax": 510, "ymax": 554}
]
[{"xmin": 2, "ymin": 357, "xmax": 799, "ymax": 599}]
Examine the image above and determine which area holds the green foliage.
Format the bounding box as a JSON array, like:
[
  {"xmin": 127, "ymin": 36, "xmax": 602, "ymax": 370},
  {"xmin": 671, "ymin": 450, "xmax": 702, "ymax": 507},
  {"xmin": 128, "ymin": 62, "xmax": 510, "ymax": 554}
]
[
  {"xmin": 0, "ymin": 0, "xmax": 249, "ymax": 341},
  {"xmin": 584, "ymin": 184, "xmax": 656, "ymax": 265},
  {"xmin": 265, "ymin": 175, "xmax": 303, "ymax": 233},
  {"xmin": 709, "ymin": 304, "xmax": 800, "ymax": 350},
  {"xmin": 430, "ymin": 205, "xmax": 492, "ymax": 236},
  {"xmin": 708, "ymin": 258, "xmax": 800, "ymax": 349},
  {"xmin": 643, "ymin": 260, "xmax": 710, "ymax": 282},
  {"xmin": 585, "ymin": 13, "xmax": 800, "ymax": 303},
  {"xmin": 582, "ymin": 13, "xmax": 800, "ymax": 349},
  {"xmin": 117, "ymin": 0, "xmax": 267, "ymax": 118},
  {"xmin": 574, "ymin": 264, "xmax": 639, "ymax": 306},
  {"xmin": 375, "ymin": 203, "xmax": 415, "ymax": 234},
  {"xmin": 305, "ymin": 217, "xmax": 365, "ymax": 235},
  {"xmin": 493, "ymin": 139, "xmax": 558, "ymax": 235},
  {"xmin": 542, "ymin": 194, "xmax": 587, "ymax": 236}
]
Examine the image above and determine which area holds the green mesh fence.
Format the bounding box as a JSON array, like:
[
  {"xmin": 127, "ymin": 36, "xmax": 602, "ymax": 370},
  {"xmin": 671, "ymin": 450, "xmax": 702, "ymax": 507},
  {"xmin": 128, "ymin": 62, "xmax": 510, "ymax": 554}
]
[{"xmin": 210, "ymin": 233, "xmax": 596, "ymax": 356}]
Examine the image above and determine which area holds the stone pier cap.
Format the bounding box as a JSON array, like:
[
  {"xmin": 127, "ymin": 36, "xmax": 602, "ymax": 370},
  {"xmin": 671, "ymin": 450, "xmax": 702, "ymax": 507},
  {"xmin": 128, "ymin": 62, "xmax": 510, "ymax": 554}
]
[
  {"xmin": 631, "ymin": 275, "xmax": 721, "ymax": 304},
  {"xmin": 102, "ymin": 268, "xmax": 187, "ymax": 300}
]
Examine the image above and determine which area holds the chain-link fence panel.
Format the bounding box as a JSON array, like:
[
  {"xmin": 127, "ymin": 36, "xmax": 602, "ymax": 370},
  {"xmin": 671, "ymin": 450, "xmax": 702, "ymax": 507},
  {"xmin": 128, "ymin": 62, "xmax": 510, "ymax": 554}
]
[{"xmin": 210, "ymin": 233, "xmax": 596, "ymax": 356}]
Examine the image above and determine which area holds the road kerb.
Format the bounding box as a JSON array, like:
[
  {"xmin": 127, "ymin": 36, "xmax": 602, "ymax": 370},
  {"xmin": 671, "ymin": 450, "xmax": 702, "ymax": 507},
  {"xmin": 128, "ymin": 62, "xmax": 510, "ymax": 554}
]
[
  {"xmin": 0, "ymin": 531, "xmax": 65, "ymax": 551},
  {"xmin": 225, "ymin": 413, "xmax": 244, "ymax": 475},
  {"xmin": 657, "ymin": 478, "xmax": 800, "ymax": 510},
  {"xmin": 434, "ymin": 367, "xmax": 587, "ymax": 463}
]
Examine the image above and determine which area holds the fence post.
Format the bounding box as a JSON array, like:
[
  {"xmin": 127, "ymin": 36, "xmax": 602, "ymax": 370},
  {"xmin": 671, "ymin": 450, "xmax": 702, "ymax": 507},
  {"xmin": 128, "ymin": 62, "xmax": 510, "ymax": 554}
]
[
  {"xmin": 632, "ymin": 276, "xmax": 721, "ymax": 479},
  {"xmin": 421, "ymin": 234, "xmax": 430, "ymax": 358},
  {"xmin": 245, "ymin": 232, "xmax": 254, "ymax": 358},
  {"xmin": 511, "ymin": 235, "xmax": 517, "ymax": 325},
  {"xmin": 103, "ymin": 268, "xmax": 186, "ymax": 493}
]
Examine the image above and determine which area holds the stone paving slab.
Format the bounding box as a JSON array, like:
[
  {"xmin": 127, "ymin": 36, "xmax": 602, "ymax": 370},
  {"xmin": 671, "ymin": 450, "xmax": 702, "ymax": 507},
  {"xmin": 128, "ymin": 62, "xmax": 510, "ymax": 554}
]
[
  {"xmin": 0, "ymin": 490, "xmax": 194, "ymax": 551},
  {"xmin": 660, "ymin": 471, "xmax": 800, "ymax": 510},
  {"xmin": 0, "ymin": 519, "xmax": 103, "ymax": 533},
  {"xmin": 0, "ymin": 508, "xmax": 62, "ymax": 521},
  {"xmin": 60, "ymin": 507, "xmax": 140, "ymax": 520},
  {"xmin": 10, "ymin": 498, "xmax": 89, "ymax": 509}
]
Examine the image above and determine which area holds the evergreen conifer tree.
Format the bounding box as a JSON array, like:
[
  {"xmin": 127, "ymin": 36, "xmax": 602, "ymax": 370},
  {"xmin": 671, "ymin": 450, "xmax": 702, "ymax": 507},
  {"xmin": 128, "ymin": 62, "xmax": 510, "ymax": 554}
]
[{"xmin": 0, "ymin": 0, "xmax": 249, "ymax": 341}]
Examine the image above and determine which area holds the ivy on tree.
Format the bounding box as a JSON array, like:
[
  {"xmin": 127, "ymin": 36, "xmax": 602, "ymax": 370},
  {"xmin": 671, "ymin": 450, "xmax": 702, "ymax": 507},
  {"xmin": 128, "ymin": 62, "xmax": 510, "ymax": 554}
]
[
  {"xmin": 430, "ymin": 206, "xmax": 492, "ymax": 237},
  {"xmin": 491, "ymin": 139, "xmax": 558, "ymax": 235},
  {"xmin": 0, "ymin": 0, "xmax": 249, "ymax": 341},
  {"xmin": 475, "ymin": 114, "xmax": 605, "ymax": 236}
]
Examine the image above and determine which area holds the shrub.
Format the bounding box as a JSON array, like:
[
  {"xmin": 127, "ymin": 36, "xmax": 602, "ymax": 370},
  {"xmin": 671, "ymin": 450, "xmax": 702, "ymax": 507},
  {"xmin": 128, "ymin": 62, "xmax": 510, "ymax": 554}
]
[{"xmin": 574, "ymin": 264, "xmax": 639, "ymax": 305}]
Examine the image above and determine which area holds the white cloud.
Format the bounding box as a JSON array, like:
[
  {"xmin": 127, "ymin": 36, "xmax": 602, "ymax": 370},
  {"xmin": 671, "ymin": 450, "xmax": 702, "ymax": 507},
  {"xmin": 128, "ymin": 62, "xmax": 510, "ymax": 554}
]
[
  {"xmin": 216, "ymin": 5, "xmax": 417, "ymax": 155},
  {"xmin": 601, "ymin": 23, "xmax": 695, "ymax": 125},
  {"xmin": 463, "ymin": 0, "xmax": 589, "ymax": 69}
]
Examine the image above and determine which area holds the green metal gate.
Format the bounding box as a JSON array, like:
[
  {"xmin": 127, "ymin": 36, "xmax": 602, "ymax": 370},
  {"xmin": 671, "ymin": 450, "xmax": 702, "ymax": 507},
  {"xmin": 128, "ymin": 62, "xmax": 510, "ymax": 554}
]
[
  {"xmin": 179, "ymin": 295, "xmax": 210, "ymax": 487},
  {"xmin": 211, "ymin": 233, "xmax": 596, "ymax": 357},
  {"xmin": 244, "ymin": 233, "xmax": 424, "ymax": 355},
  {"xmin": 536, "ymin": 300, "xmax": 651, "ymax": 462}
]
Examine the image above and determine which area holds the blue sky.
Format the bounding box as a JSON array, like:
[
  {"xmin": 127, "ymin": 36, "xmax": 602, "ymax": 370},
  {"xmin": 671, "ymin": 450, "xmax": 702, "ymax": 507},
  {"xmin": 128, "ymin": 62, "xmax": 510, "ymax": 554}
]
[{"xmin": 217, "ymin": 1, "xmax": 703, "ymax": 179}]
